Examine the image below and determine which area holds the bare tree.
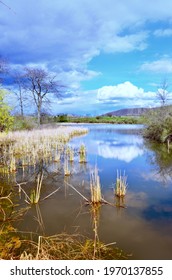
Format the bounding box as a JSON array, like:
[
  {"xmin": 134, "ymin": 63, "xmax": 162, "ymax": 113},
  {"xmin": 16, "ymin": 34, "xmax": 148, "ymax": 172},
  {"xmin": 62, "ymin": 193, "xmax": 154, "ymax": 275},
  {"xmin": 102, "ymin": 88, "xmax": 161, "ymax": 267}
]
[
  {"xmin": 156, "ymin": 78, "xmax": 169, "ymax": 107},
  {"xmin": 24, "ymin": 67, "xmax": 62, "ymax": 126},
  {"xmin": 12, "ymin": 72, "xmax": 28, "ymax": 117}
]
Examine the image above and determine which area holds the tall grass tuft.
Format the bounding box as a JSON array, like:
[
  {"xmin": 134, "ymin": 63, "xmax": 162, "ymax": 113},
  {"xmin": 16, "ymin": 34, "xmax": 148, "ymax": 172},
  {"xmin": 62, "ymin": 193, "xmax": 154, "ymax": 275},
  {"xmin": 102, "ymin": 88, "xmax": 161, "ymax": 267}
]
[
  {"xmin": 19, "ymin": 233, "xmax": 129, "ymax": 260},
  {"xmin": 69, "ymin": 148, "xmax": 74, "ymax": 162},
  {"xmin": 0, "ymin": 126, "xmax": 88, "ymax": 174},
  {"xmin": 64, "ymin": 155, "xmax": 71, "ymax": 176},
  {"xmin": 79, "ymin": 144, "xmax": 87, "ymax": 163},
  {"xmin": 115, "ymin": 170, "xmax": 127, "ymax": 197},
  {"xmin": 30, "ymin": 172, "xmax": 44, "ymax": 204},
  {"xmin": 90, "ymin": 167, "xmax": 102, "ymax": 204}
]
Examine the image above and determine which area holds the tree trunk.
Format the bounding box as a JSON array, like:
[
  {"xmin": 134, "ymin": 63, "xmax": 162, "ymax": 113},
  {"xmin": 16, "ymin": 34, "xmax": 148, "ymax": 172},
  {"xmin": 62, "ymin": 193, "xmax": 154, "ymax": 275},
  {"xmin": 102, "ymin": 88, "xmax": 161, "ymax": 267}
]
[{"xmin": 37, "ymin": 107, "xmax": 41, "ymax": 127}]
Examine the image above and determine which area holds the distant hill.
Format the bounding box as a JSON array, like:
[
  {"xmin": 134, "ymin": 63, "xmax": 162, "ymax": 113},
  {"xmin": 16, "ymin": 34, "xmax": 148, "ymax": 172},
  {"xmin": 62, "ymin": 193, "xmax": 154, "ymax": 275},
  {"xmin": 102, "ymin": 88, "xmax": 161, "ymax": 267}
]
[{"xmin": 101, "ymin": 107, "xmax": 153, "ymax": 117}]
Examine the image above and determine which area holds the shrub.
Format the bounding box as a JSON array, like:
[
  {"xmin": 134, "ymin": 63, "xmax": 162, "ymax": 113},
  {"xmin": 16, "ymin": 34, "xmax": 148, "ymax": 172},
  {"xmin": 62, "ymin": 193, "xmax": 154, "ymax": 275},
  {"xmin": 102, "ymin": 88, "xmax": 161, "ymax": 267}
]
[
  {"xmin": 143, "ymin": 106, "xmax": 172, "ymax": 143},
  {"xmin": 12, "ymin": 116, "xmax": 37, "ymax": 131},
  {"xmin": 0, "ymin": 89, "xmax": 14, "ymax": 132},
  {"xmin": 58, "ymin": 114, "xmax": 68, "ymax": 122}
]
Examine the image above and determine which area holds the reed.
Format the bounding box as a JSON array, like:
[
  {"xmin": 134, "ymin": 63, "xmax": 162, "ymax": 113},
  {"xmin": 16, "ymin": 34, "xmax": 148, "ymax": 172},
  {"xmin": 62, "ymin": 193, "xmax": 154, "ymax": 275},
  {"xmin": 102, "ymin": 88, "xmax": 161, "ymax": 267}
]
[
  {"xmin": 79, "ymin": 144, "xmax": 87, "ymax": 163},
  {"xmin": 64, "ymin": 155, "xmax": 71, "ymax": 176},
  {"xmin": 90, "ymin": 167, "xmax": 102, "ymax": 204},
  {"xmin": 9, "ymin": 154, "xmax": 17, "ymax": 172},
  {"xmin": 16, "ymin": 177, "xmax": 60, "ymax": 205},
  {"xmin": 18, "ymin": 232, "xmax": 129, "ymax": 260},
  {"xmin": 115, "ymin": 170, "xmax": 127, "ymax": 197},
  {"xmin": 30, "ymin": 172, "xmax": 44, "ymax": 204},
  {"xmin": 0, "ymin": 126, "xmax": 88, "ymax": 173},
  {"xmin": 54, "ymin": 151, "xmax": 61, "ymax": 162},
  {"xmin": 69, "ymin": 147, "xmax": 74, "ymax": 162}
]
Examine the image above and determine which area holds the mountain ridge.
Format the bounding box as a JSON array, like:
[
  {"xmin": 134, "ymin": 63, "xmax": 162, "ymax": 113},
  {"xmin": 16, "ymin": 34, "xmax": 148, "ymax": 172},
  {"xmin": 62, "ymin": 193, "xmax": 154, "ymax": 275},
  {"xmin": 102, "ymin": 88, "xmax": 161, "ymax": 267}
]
[{"xmin": 101, "ymin": 107, "xmax": 154, "ymax": 117}]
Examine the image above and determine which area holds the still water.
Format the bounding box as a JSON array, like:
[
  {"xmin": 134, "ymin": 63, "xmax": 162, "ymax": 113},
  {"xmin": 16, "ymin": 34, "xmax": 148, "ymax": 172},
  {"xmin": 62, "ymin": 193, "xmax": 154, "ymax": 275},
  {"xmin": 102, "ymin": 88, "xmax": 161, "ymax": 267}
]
[{"xmin": 16, "ymin": 124, "xmax": 172, "ymax": 259}]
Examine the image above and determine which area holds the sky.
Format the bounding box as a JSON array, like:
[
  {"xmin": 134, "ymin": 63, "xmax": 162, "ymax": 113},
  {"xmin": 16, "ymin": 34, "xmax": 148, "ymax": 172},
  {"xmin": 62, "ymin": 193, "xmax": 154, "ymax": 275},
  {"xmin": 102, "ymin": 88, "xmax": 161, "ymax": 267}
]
[{"xmin": 1, "ymin": 0, "xmax": 172, "ymax": 115}]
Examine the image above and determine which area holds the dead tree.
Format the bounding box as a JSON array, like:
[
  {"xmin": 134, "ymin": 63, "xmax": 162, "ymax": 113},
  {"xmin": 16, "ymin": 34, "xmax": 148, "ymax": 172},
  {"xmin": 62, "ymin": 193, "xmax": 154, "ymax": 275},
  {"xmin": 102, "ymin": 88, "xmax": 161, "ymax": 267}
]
[
  {"xmin": 156, "ymin": 78, "xmax": 169, "ymax": 107},
  {"xmin": 24, "ymin": 67, "xmax": 62, "ymax": 126}
]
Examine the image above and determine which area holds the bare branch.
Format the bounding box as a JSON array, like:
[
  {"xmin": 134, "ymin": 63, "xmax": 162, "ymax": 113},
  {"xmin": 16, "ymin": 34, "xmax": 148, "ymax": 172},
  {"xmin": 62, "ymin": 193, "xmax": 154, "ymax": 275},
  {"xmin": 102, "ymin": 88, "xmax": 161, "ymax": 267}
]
[
  {"xmin": 23, "ymin": 67, "xmax": 64, "ymax": 126},
  {"xmin": 156, "ymin": 78, "xmax": 169, "ymax": 107}
]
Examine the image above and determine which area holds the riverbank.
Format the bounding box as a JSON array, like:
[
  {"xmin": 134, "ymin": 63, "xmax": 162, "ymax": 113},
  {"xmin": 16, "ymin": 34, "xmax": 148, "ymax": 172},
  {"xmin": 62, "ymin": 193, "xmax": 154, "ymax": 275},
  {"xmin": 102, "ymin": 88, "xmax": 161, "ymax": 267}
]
[{"xmin": 53, "ymin": 115, "xmax": 143, "ymax": 124}]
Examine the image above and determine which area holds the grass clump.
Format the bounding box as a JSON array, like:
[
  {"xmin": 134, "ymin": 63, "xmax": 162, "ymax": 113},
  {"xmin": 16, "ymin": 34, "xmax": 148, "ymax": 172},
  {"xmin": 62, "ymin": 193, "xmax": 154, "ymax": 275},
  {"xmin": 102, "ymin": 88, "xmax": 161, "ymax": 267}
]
[
  {"xmin": 30, "ymin": 172, "xmax": 44, "ymax": 204},
  {"xmin": 19, "ymin": 233, "xmax": 129, "ymax": 260},
  {"xmin": 0, "ymin": 126, "xmax": 88, "ymax": 173},
  {"xmin": 115, "ymin": 170, "xmax": 127, "ymax": 197},
  {"xmin": 79, "ymin": 144, "xmax": 87, "ymax": 163},
  {"xmin": 90, "ymin": 167, "xmax": 102, "ymax": 204},
  {"xmin": 64, "ymin": 156, "xmax": 71, "ymax": 176}
]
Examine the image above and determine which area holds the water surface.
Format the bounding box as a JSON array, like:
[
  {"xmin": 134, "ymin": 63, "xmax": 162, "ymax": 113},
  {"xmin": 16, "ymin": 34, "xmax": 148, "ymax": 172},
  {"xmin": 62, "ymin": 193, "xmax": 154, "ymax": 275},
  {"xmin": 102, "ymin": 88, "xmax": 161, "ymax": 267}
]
[{"xmin": 14, "ymin": 124, "xmax": 172, "ymax": 259}]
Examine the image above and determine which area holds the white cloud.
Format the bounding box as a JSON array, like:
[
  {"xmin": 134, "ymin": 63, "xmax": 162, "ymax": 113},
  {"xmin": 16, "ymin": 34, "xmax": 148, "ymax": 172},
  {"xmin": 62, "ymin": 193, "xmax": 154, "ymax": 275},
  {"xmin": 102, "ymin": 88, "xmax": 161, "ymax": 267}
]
[
  {"xmin": 2, "ymin": 0, "xmax": 172, "ymax": 115},
  {"xmin": 57, "ymin": 69, "xmax": 101, "ymax": 90},
  {"xmin": 103, "ymin": 32, "xmax": 148, "ymax": 53},
  {"xmin": 140, "ymin": 58, "xmax": 172, "ymax": 73},
  {"xmin": 154, "ymin": 28, "xmax": 172, "ymax": 37},
  {"xmin": 141, "ymin": 171, "xmax": 172, "ymax": 184},
  {"xmin": 98, "ymin": 145, "xmax": 143, "ymax": 162},
  {"xmin": 97, "ymin": 81, "xmax": 156, "ymax": 101},
  {"xmin": 0, "ymin": 0, "xmax": 163, "ymax": 80}
]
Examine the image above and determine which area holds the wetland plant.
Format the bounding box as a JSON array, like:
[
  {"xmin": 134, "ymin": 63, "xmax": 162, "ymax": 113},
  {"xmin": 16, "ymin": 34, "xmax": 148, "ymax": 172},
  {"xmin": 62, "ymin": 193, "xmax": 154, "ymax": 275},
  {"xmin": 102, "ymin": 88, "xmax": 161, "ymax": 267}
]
[
  {"xmin": 0, "ymin": 126, "xmax": 88, "ymax": 173},
  {"xmin": 64, "ymin": 156, "xmax": 71, "ymax": 176},
  {"xmin": 69, "ymin": 147, "xmax": 74, "ymax": 162},
  {"xmin": 9, "ymin": 154, "xmax": 17, "ymax": 172},
  {"xmin": 115, "ymin": 170, "xmax": 127, "ymax": 197},
  {"xmin": 79, "ymin": 144, "xmax": 87, "ymax": 163},
  {"xmin": 54, "ymin": 151, "xmax": 61, "ymax": 162},
  {"xmin": 30, "ymin": 172, "xmax": 44, "ymax": 204},
  {"xmin": 90, "ymin": 167, "xmax": 102, "ymax": 204}
]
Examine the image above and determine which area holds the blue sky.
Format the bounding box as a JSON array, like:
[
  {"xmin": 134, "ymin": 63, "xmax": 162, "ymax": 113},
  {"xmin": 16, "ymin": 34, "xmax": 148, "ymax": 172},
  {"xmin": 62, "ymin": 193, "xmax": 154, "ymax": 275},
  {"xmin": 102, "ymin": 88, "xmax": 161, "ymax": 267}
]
[{"xmin": 1, "ymin": 0, "xmax": 172, "ymax": 115}]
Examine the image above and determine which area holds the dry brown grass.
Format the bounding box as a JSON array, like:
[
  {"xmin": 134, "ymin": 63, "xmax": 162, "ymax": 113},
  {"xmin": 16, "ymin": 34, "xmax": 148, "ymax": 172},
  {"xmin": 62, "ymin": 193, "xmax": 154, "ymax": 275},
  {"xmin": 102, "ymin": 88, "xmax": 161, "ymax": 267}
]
[
  {"xmin": 90, "ymin": 167, "xmax": 102, "ymax": 204},
  {"xmin": 19, "ymin": 233, "xmax": 129, "ymax": 260},
  {"xmin": 115, "ymin": 170, "xmax": 127, "ymax": 197}
]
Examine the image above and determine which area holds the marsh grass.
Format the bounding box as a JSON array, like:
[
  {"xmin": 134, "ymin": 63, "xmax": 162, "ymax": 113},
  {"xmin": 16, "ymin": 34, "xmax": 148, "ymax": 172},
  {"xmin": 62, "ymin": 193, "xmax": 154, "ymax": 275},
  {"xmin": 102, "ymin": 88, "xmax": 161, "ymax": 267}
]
[
  {"xmin": 68, "ymin": 147, "xmax": 74, "ymax": 162},
  {"xmin": 16, "ymin": 173, "xmax": 60, "ymax": 205},
  {"xmin": 30, "ymin": 172, "xmax": 44, "ymax": 204},
  {"xmin": 115, "ymin": 170, "xmax": 127, "ymax": 197},
  {"xmin": 9, "ymin": 154, "xmax": 17, "ymax": 172},
  {"xmin": 18, "ymin": 233, "xmax": 129, "ymax": 260},
  {"xmin": 64, "ymin": 155, "xmax": 71, "ymax": 176},
  {"xmin": 0, "ymin": 126, "xmax": 88, "ymax": 174},
  {"xmin": 79, "ymin": 144, "xmax": 87, "ymax": 163},
  {"xmin": 0, "ymin": 183, "xmax": 26, "ymax": 260},
  {"xmin": 90, "ymin": 167, "xmax": 102, "ymax": 204},
  {"xmin": 54, "ymin": 151, "xmax": 61, "ymax": 162}
]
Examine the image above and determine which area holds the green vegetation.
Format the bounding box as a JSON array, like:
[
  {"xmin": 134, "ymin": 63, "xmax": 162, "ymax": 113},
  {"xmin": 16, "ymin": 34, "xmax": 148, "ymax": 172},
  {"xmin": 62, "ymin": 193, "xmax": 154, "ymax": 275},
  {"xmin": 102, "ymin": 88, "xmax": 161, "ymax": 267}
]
[
  {"xmin": 53, "ymin": 115, "xmax": 142, "ymax": 124},
  {"xmin": 143, "ymin": 106, "xmax": 172, "ymax": 143},
  {"xmin": 0, "ymin": 182, "xmax": 22, "ymax": 259},
  {"xmin": 79, "ymin": 143, "xmax": 87, "ymax": 163},
  {"xmin": 12, "ymin": 115, "xmax": 37, "ymax": 131},
  {"xmin": 0, "ymin": 89, "xmax": 14, "ymax": 132}
]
